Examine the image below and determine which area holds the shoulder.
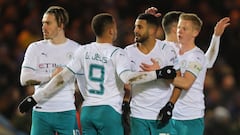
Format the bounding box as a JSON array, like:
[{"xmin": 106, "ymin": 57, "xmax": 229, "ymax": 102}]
[
  {"xmin": 124, "ymin": 43, "xmax": 137, "ymax": 51},
  {"xmin": 191, "ymin": 47, "xmax": 205, "ymax": 56},
  {"xmin": 107, "ymin": 46, "xmax": 127, "ymax": 58},
  {"xmin": 156, "ymin": 40, "xmax": 175, "ymax": 51},
  {"xmin": 155, "ymin": 40, "xmax": 177, "ymax": 58},
  {"xmin": 26, "ymin": 40, "xmax": 46, "ymax": 50},
  {"xmin": 74, "ymin": 42, "xmax": 93, "ymax": 53},
  {"xmin": 185, "ymin": 47, "xmax": 206, "ymax": 63},
  {"xmin": 67, "ymin": 39, "xmax": 81, "ymax": 48}
]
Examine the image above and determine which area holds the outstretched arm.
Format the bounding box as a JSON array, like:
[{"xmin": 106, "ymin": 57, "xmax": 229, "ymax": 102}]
[
  {"xmin": 18, "ymin": 67, "xmax": 75, "ymax": 113},
  {"xmin": 119, "ymin": 66, "xmax": 176, "ymax": 84},
  {"xmin": 32, "ymin": 68, "xmax": 74, "ymax": 102},
  {"xmin": 205, "ymin": 17, "xmax": 230, "ymax": 68}
]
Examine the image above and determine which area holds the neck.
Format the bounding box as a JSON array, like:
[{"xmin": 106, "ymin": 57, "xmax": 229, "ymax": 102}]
[
  {"xmin": 165, "ymin": 32, "xmax": 178, "ymax": 43},
  {"xmin": 50, "ymin": 31, "xmax": 67, "ymax": 45},
  {"xmin": 137, "ymin": 38, "xmax": 156, "ymax": 54},
  {"xmin": 179, "ymin": 42, "xmax": 195, "ymax": 55},
  {"xmin": 96, "ymin": 37, "xmax": 113, "ymax": 44}
]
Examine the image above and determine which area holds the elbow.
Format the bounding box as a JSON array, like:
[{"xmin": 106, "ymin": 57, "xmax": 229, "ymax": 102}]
[
  {"xmin": 173, "ymin": 80, "xmax": 192, "ymax": 91},
  {"xmin": 207, "ymin": 63, "xmax": 213, "ymax": 68},
  {"xmin": 20, "ymin": 75, "xmax": 27, "ymax": 86},
  {"xmin": 20, "ymin": 74, "xmax": 41, "ymax": 86},
  {"xmin": 119, "ymin": 71, "xmax": 130, "ymax": 84}
]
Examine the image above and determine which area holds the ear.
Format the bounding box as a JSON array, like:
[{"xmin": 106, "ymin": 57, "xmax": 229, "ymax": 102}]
[
  {"xmin": 171, "ymin": 26, "xmax": 177, "ymax": 34},
  {"xmin": 57, "ymin": 23, "xmax": 64, "ymax": 31},
  {"xmin": 149, "ymin": 26, "xmax": 157, "ymax": 35},
  {"xmin": 193, "ymin": 29, "xmax": 200, "ymax": 38},
  {"xmin": 109, "ymin": 27, "xmax": 115, "ymax": 37}
]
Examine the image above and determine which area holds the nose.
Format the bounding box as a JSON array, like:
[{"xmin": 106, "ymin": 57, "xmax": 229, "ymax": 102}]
[
  {"xmin": 177, "ymin": 28, "xmax": 182, "ymax": 35},
  {"xmin": 42, "ymin": 22, "xmax": 47, "ymax": 29},
  {"xmin": 134, "ymin": 26, "xmax": 138, "ymax": 33}
]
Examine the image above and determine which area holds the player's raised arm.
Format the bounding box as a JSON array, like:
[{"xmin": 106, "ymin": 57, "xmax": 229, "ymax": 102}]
[{"xmin": 205, "ymin": 17, "xmax": 230, "ymax": 68}]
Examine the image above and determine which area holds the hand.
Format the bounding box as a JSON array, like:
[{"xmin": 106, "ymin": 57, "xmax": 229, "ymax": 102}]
[
  {"xmin": 140, "ymin": 58, "xmax": 160, "ymax": 71},
  {"xmin": 18, "ymin": 96, "xmax": 37, "ymax": 113},
  {"xmin": 122, "ymin": 101, "xmax": 131, "ymax": 135},
  {"xmin": 157, "ymin": 102, "xmax": 174, "ymax": 125},
  {"xmin": 51, "ymin": 67, "xmax": 63, "ymax": 78},
  {"xmin": 214, "ymin": 17, "xmax": 230, "ymax": 36},
  {"xmin": 156, "ymin": 66, "xmax": 176, "ymax": 79},
  {"xmin": 145, "ymin": 7, "xmax": 161, "ymax": 17}
]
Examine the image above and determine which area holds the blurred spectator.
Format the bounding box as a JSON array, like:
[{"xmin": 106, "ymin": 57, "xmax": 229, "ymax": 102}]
[
  {"xmin": 205, "ymin": 106, "xmax": 232, "ymax": 135},
  {"xmin": 0, "ymin": 0, "xmax": 239, "ymax": 134},
  {"xmin": 0, "ymin": 84, "xmax": 27, "ymax": 135}
]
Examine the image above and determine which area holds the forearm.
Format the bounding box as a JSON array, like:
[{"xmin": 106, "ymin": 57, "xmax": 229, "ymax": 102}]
[
  {"xmin": 33, "ymin": 68, "xmax": 74, "ymax": 103},
  {"xmin": 205, "ymin": 35, "xmax": 220, "ymax": 68},
  {"xmin": 169, "ymin": 87, "xmax": 182, "ymax": 104},
  {"xmin": 119, "ymin": 70, "xmax": 157, "ymax": 84},
  {"xmin": 20, "ymin": 68, "xmax": 51, "ymax": 86},
  {"xmin": 172, "ymin": 76, "xmax": 193, "ymax": 90},
  {"xmin": 120, "ymin": 66, "xmax": 176, "ymax": 84},
  {"xmin": 123, "ymin": 84, "xmax": 132, "ymax": 102}
]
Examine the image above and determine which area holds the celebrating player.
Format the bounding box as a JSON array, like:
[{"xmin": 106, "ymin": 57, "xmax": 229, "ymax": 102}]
[{"xmin": 19, "ymin": 13, "xmax": 176, "ymax": 135}]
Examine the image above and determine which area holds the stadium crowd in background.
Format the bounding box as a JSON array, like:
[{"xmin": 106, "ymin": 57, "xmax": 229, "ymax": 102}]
[{"xmin": 0, "ymin": 0, "xmax": 240, "ymax": 134}]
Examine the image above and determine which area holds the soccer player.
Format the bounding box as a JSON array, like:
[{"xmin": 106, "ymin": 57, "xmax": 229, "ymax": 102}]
[
  {"xmin": 19, "ymin": 6, "xmax": 80, "ymax": 135},
  {"xmin": 123, "ymin": 9, "xmax": 230, "ymax": 135},
  {"xmin": 146, "ymin": 7, "xmax": 230, "ymax": 68},
  {"xmin": 170, "ymin": 12, "xmax": 208, "ymax": 135},
  {"xmin": 124, "ymin": 13, "xmax": 178, "ymax": 135},
  {"xmin": 154, "ymin": 12, "xmax": 229, "ymax": 135},
  {"xmin": 18, "ymin": 13, "xmax": 176, "ymax": 135},
  {"xmin": 143, "ymin": 8, "xmax": 230, "ymax": 125}
]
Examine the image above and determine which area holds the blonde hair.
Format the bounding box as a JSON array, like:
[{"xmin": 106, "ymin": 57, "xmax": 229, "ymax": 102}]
[{"xmin": 179, "ymin": 13, "xmax": 203, "ymax": 32}]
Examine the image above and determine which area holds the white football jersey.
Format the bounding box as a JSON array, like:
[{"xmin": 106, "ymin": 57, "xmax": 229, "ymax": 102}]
[
  {"xmin": 67, "ymin": 42, "xmax": 132, "ymax": 113},
  {"xmin": 21, "ymin": 39, "xmax": 79, "ymax": 112},
  {"xmin": 162, "ymin": 40, "xmax": 180, "ymax": 56},
  {"xmin": 172, "ymin": 47, "xmax": 207, "ymax": 120},
  {"xmin": 125, "ymin": 39, "xmax": 178, "ymax": 120}
]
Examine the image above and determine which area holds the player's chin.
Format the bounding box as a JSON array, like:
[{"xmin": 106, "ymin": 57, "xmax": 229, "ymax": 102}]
[
  {"xmin": 134, "ymin": 37, "xmax": 140, "ymax": 42},
  {"xmin": 43, "ymin": 35, "xmax": 50, "ymax": 40}
]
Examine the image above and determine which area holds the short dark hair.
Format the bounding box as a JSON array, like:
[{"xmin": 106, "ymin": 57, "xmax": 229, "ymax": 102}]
[
  {"xmin": 91, "ymin": 13, "xmax": 114, "ymax": 37},
  {"xmin": 45, "ymin": 6, "xmax": 69, "ymax": 28},
  {"xmin": 137, "ymin": 13, "xmax": 159, "ymax": 27},
  {"xmin": 162, "ymin": 11, "xmax": 183, "ymax": 34}
]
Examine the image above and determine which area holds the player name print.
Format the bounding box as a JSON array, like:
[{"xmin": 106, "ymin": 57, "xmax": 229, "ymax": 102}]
[{"xmin": 85, "ymin": 52, "xmax": 108, "ymax": 63}]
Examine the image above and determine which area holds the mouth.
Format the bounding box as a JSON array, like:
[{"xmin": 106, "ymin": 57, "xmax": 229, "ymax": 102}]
[
  {"xmin": 177, "ymin": 34, "xmax": 182, "ymax": 40},
  {"xmin": 43, "ymin": 32, "xmax": 48, "ymax": 36},
  {"xmin": 135, "ymin": 34, "xmax": 140, "ymax": 39}
]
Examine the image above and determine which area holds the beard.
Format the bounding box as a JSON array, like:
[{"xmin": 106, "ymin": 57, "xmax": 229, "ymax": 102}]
[
  {"xmin": 43, "ymin": 32, "xmax": 50, "ymax": 39},
  {"xmin": 134, "ymin": 34, "xmax": 148, "ymax": 43}
]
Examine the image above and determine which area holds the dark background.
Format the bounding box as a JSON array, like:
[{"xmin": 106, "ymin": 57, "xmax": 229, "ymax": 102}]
[{"xmin": 0, "ymin": 0, "xmax": 240, "ymax": 134}]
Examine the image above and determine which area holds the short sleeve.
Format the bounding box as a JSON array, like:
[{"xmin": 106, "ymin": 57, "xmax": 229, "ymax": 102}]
[
  {"xmin": 67, "ymin": 46, "xmax": 84, "ymax": 74},
  {"xmin": 186, "ymin": 52, "xmax": 206, "ymax": 77},
  {"xmin": 112, "ymin": 48, "xmax": 132, "ymax": 76},
  {"xmin": 22, "ymin": 43, "xmax": 38, "ymax": 69}
]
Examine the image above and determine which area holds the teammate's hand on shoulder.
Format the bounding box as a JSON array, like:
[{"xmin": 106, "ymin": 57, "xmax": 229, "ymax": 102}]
[{"xmin": 18, "ymin": 96, "xmax": 37, "ymax": 113}]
